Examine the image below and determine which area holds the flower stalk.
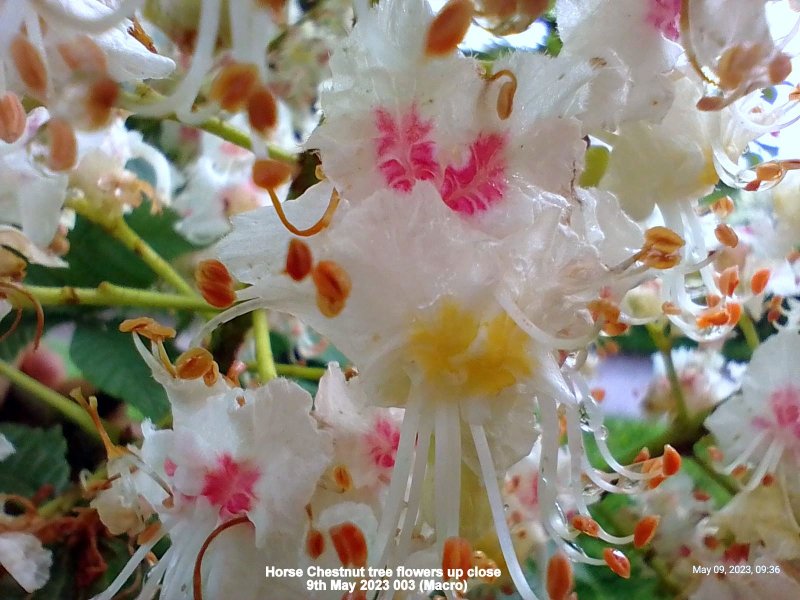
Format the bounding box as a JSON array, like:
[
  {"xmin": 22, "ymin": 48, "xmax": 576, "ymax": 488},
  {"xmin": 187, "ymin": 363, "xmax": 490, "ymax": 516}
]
[
  {"xmin": 646, "ymin": 323, "xmax": 691, "ymax": 425},
  {"xmin": 251, "ymin": 309, "xmax": 277, "ymax": 382},
  {"xmin": 22, "ymin": 283, "xmax": 216, "ymax": 312}
]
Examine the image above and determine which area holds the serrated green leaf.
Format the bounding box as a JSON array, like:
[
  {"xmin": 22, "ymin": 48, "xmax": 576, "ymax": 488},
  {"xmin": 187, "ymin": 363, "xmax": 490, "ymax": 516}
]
[
  {"xmin": 0, "ymin": 424, "xmax": 69, "ymax": 496},
  {"xmin": 25, "ymin": 202, "xmax": 198, "ymax": 289},
  {"xmin": 70, "ymin": 321, "xmax": 169, "ymax": 421}
]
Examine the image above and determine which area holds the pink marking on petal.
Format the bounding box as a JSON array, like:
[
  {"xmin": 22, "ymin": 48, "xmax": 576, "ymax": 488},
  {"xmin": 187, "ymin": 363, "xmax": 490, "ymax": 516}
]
[
  {"xmin": 163, "ymin": 458, "xmax": 177, "ymax": 477},
  {"xmin": 374, "ymin": 106, "xmax": 440, "ymax": 192},
  {"xmin": 769, "ymin": 385, "xmax": 800, "ymax": 442},
  {"xmin": 201, "ymin": 453, "xmax": 261, "ymax": 520},
  {"xmin": 440, "ymin": 133, "xmax": 507, "ymax": 215},
  {"xmin": 646, "ymin": 0, "xmax": 681, "ymax": 41},
  {"xmin": 365, "ymin": 416, "xmax": 401, "ymax": 470}
]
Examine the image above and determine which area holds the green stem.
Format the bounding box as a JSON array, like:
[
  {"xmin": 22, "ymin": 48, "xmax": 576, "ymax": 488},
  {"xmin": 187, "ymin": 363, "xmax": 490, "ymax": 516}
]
[
  {"xmin": 67, "ymin": 197, "xmax": 197, "ymax": 298},
  {"xmin": 24, "ymin": 283, "xmax": 216, "ymax": 312},
  {"xmin": 122, "ymin": 89, "xmax": 296, "ymax": 164},
  {"xmin": 0, "ymin": 360, "xmax": 119, "ymax": 443},
  {"xmin": 738, "ymin": 311, "xmax": 760, "ymax": 352},
  {"xmin": 688, "ymin": 455, "xmax": 739, "ymax": 497},
  {"xmin": 275, "ymin": 364, "xmax": 326, "ymax": 380},
  {"xmin": 252, "ymin": 310, "xmax": 277, "ymax": 383},
  {"xmin": 646, "ymin": 323, "xmax": 690, "ymax": 425},
  {"xmin": 37, "ymin": 467, "xmax": 107, "ymax": 518}
]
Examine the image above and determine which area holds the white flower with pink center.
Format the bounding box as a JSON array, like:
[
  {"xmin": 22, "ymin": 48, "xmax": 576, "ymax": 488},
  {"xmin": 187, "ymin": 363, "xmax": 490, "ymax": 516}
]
[{"xmin": 706, "ymin": 330, "xmax": 800, "ymax": 491}]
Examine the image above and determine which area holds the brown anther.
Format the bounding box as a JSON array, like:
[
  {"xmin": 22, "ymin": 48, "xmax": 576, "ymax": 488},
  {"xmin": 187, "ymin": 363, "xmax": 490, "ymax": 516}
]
[
  {"xmin": 195, "ymin": 259, "xmax": 236, "ymax": 308},
  {"xmin": 312, "ymin": 260, "xmax": 352, "ymax": 318},
  {"xmin": 703, "ymin": 535, "xmax": 719, "ymax": 550},
  {"xmin": 711, "ymin": 196, "xmax": 735, "ymax": 217},
  {"xmin": 696, "ymin": 307, "xmax": 729, "ymax": 329},
  {"xmin": 332, "ymin": 464, "xmax": 353, "ymax": 492},
  {"xmin": 329, "ymin": 522, "xmax": 368, "ymax": 568},
  {"xmin": 344, "ymin": 366, "xmax": 359, "ymax": 380},
  {"xmin": 588, "ymin": 298, "xmax": 621, "ymax": 324},
  {"xmin": 633, "ymin": 447, "xmax": 650, "ymax": 463},
  {"xmin": 85, "ymin": 77, "xmax": 119, "ymax": 130},
  {"xmin": 442, "ymin": 537, "xmax": 473, "ymax": 581},
  {"xmin": 714, "ymin": 224, "xmax": 739, "ymax": 249},
  {"xmin": 717, "ymin": 43, "xmax": 763, "ymax": 91},
  {"xmin": 247, "ymin": 85, "xmax": 279, "ymax": 135},
  {"xmin": 285, "ymin": 238, "xmax": 313, "ymax": 282},
  {"xmin": 119, "ymin": 317, "xmax": 176, "ymax": 341},
  {"xmin": 0, "ymin": 93, "xmax": 26, "ymax": 143},
  {"xmin": 496, "ymin": 79, "xmax": 516, "ymax": 120},
  {"xmin": 57, "ymin": 35, "xmax": 108, "ymax": 74},
  {"xmin": 136, "ymin": 522, "xmax": 162, "ymax": 545},
  {"xmin": 11, "ymin": 35, "xmax": 48, "ymax": 98},
  {"xmin": 315, "ymin": 164, "xmax": 326, "ymax": 181},
  {"xmin": 718, "ymin": 266, "xmax": 740, "ymax": 297},
  {"xmin": 642, "ymin": 250, "xmax": 681, "ymax": 270},
  {"xmin": 175, "ymin": 347, "xmax": 216, "ymax": 380},
  {"xmin": 731, "ymin": 465, "xmax": 748, "ymax": 478},
  {"xmin": 755, "ymin": 161, "xmax": 784, "ymax": 183},
  {"xmin": 425, "ymin": 0, "xmax": 473, "ymax": 57},
  {"xmin": 661, "ymin": 302, "xmax": 681, "ymax": 316},
  {"xmin": 571, "ymin": 515, "xmax": 600, "ymax": 537},
  {"xmin": 707, "ymin": 294, "xmax": 722, "ymax": 308},
  {"xmin": 633, "ymin": 515, "xmax": 661, "ymax": 549},
  {"xmin": 47, "ymin": 118, "xmax": 77, "ymax": 172},
  {"xmin": 252, "ymin": 158, "xmax": 295, "ymax": 190},
  {"xmin": 236, "ymin": 395, "xmax": 246, "ymax": 407},
  {"xmin": 725, "ymin": 302, "xmax": 742, "ymax": 325},
  {"xmin": 644, "ymin": 226, "xmax": 685, "ymax": 254},
  {"xmin": 769, "ymin": 53, "xmax": 792, "ymax": 84},
  {"xmin": 750, "ymin": 268, "xmax": 771, "ymax": 295},
  {"xmin": 546, "ymin": 552, "xmax": 574, "ymax": 600},
  {"xmin": 693, "ymin": 490, "xmax": 711, "ymax": 502},
  {"xmin": 210, "ymin": 63, "xmax": 260, "ymax": 112},
  {"xmin": 646, "ymin": 474, "xmax": 666, "ymax": 490},
  {"xmin": 662, "ymin": 445, "xmax": 681, "ymax": 476},
  {"xmin": 697, "ymin": 96, "xmax": 725, "ymax": 112},
  {"xmin": 590, "ymin": 388, "xmax": 606, "ymax": 403},
  {"xmin": 762, "ymin": 473, "xmax": 775, "ymax": 486},
  {"xmin": 305, "ymin": 528, "xmax": 325, "ymax": 559},
  {"xmin": 603, "ymin": 548, "xmax": 631, "ymax": 579},
  {"xmin": 707, "ymin": 446, "xmax": 724, "ymax": 462}
]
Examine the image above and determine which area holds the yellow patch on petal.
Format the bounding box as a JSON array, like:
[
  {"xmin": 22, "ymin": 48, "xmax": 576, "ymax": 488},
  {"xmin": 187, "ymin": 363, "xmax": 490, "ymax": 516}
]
[
  {"xmin": 407, "ymin": 299, "xmax": 533, "ymax": 398},
  {"xmin": 697, "ymin": 148, "xmax": 720, "ymax": 188}
]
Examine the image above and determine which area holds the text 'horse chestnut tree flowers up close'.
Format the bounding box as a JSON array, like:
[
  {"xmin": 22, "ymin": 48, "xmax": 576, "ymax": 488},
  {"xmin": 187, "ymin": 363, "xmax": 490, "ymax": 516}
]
[{"xmin": 2, "ymin": 0, "xmax": 800, "ymax": 599}]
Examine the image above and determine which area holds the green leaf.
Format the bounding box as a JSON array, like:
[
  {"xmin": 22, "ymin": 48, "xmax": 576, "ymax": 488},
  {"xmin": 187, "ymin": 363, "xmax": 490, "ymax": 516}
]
[
  {"xmin": 0, "ymin": 424, "xmax": 69, "ymax": 496},
  {"xmin": 584, "ymin": 417, "xmax": 668, "ymax": 470},
  {"xmin": 70, "ymin": 321, "xmax": 169, "ymax": 421},
  {"xmin": 0, "ymin": 313, "xmax": 37, "ymax": 362},
  {"xmin": 25, "ymin": 202, "xmax": 198, "ymax": 289}
]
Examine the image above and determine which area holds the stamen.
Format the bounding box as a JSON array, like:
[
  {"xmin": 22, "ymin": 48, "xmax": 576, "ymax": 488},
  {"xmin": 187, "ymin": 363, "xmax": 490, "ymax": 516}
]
[
  {"xmin": 84, "ymin": 77, "xmax": 119, "ymax": 130},
  {"xmin": 332, "ymin": 465, "xmax": 353, "ymax": 492},
  {"xmin": 485, "ymin": 69, "xmax": 518, "ymax": 120},
  {"xmin": 546, "ymin": 553, "xmax": 574, "ymax": 600},
  {"xmin": 209, "ymin": 63, "xmax": 260, "ymax": 112},
  {"xmin": 284, "ymin": 239, "xmax": 313, "ymax": 281},
  {"xmin": 643, "ymin": 226, "xmax": 685, "ymax": 255},
  {"xmin": 57, "ymin": 35, "xmax": 108, "ymax": 75},
  {"xmin": 175, "ymin": 347, "xmax": 217, "ymax": 382},
  {"xmin": 0, "ymin": 93, "xmax": 26, "ymax": 143},
  {"xmin": 119, "ymin": 317, "xmax": 176, "ymax": 342},
  {"xmin": 718, "ymin": 266, "xmax": 739, "ymax": 297},
  {"xmin": 305, "ymin": 528, "xmax": 325, "ymax": 559},
  {"xmin": 714, "ymin": 224, "xmax": 739, "ymax": 248},
  {"xmin": 424, "ymin": 0, "xmax": 474, "ymax": 57},
  {"xmin": 10, "ymin": 34, "xmax": 48, "ymax": 98},
  {"xmin": 252, "ymin": 159, "xmax": 295, "ymax": 190},
  {"xmin": 195, "ymin": 259, "xmax": 236, "ymax": 308},
  {"xmin": 571, "ymin": 515, "xmax": 600, "ymax": 537},
  {"xmin": 311, "ymin": 260, "xmax": 352, "ymax": 318},
  {"xmin": 711, "ymin": 196, "xmax": 735, "ymax": 217},
  {"xmin": 70, "ymin": 388, "xmax": 125, "ymax": 459},
  {"xmin": 750, "ymin": 269, "xmax": 771, "ymax": 295},
  {"xmin": 633, "ymin": 515, "xmax": 660, "ymax": 548},
  {"xmin": 265, "ymin": 187, "xmax": 340, "ymax": 237},
  {"xmin": 47, "ymin": 118, "xmax": 77, "ymax": 172},
  {"xmin": 193, "ymin": 516, "xmax": 252, "ymax": 600}
]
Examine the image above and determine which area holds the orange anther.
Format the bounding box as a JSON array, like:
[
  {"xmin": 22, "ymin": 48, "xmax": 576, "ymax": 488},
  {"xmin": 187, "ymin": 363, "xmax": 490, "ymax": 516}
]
[
  {"xmin": 252, "ymin": 158, "xmax": 295, "ymax": 190},
  {"xmin": 329, "ymin": 522, "xmax": 368, "ymax": 568},
  {"xmin": 425, "ymin": 0, "xmax": 473, "ymax": 57},
  {"xmin": 247, "ymin": 85, "xmax": 279, "ymax": 135},
  {"xmin": 707, "ymin": 446, "xmax": 724, "ymax": 462},
  {"xmin": 285, "ymin": 238, "xmax": 313, "ymax": 282},
  {"xmin": 175, "ymin": 347, "xmax": 216, "ymax": 380},
  {"xmin": 0, "ymin": 93, "xmax": 26, "ymax": 143},
  {"xmin": 769, "ymin": 53, "xmax": 792, "ymax": 84},
  {"xmin": 47, "ymin": 118, "xmax": 77, "ymax": 172},
  {"xmin": 633, "ymin": 447, "xmax": 650, "ymax": 463},
  {"xmin": 603, "ymin": 548, "xmax": 630, "ymax": 579},
  {"xmin": 546, "ymin": 552, "xmax": 574, "ymax": 600},
  {"xmin": 633, "ymin": 515, "xmax": 661, "ymax": 549},
  {"xmin": 590, "ymin": 388, "xmax": 606, "ymax": 403},
  {"xmin": 196, "ymin": 259, "xmax": 236, "ymax": 308},
  {"xmin": 718, "ymin": 266, "xmax": 740, "ymax": 297},
  {"xmin": 305, "ymin": 528, "xmax": 325, "ymax": 559},
  {"xmin": 646, "ymin": 474, "xmax": 666, "ymax": 490},
  {"xmin": 119, "ymin": 317, "xmax": 176, "ymax": 341},
  {"xmin": 332, "ymin": 465, "xmax": 353, "ymax": 492},
  {"xmin": 714, "ymin": 224, "xmax": 739, "ymax": 248},
  {"xmin": 703, "ymin": 535, "xmax": 719, "ymax": 550},
  {"xmin": 711, "ymin": 196, "xmax": 735, "ymax": 217},
  {"xmin": 312, "ymin": 260, "xmax": 352, "ymax": 318},
  {"xmin": 762, "ymin": 473, "xmax": 775, "ymax": 486},
  {"xmin": 442, "ymin": 537, "xmax": 473, "ymax": 581},
  {"xmin": 750, "ymin": 269, "xmax": 771, "ymax": 295},
  {"xmin": 571, "ymin": 515, "xmax": 600, "ymax": 537},
  {"xmin": 696, "ymin": 307, "xmax": 729, "ymax": 329},
  {"xmin": 755, "ymin": 161, "xmax": 784, "ymax": 183},
  {"xmin": 706, "ymin": 294, "xmax": 722, "ymax": 308},
  {"xmin": 725, "ymin": 302, "xmax": 742, "ymax": 325},
  {"xmin": 210, "ymin": 63, "xmax": 259, "ymax": 112},
  {"xmin": 662, "ymin": 445, "xmax": 681, "ymax": 477},
  {"xmin": 661, "ymin": 301, "xmax": 681, "ymax": 316},
  {"xmin": 644, "ymin": 226, "xmax": 685, "ymax": 254},
  {"xmin": 11, "ymin": 35, "xmax": 47, "ymax": 98},
  {"xmin": 85, "ymin": 77, "xmax": 119, "ymax": 130},
  {"xmin": 642, "ymin": 250, "xmax": 681, "ymax": 270}
]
